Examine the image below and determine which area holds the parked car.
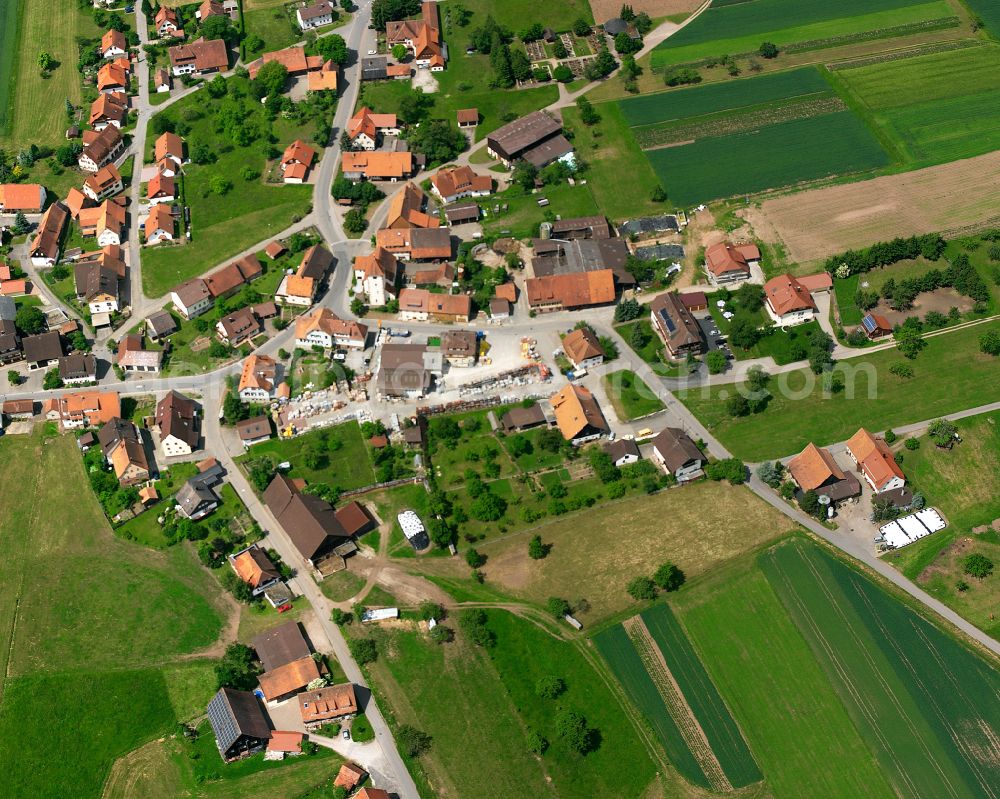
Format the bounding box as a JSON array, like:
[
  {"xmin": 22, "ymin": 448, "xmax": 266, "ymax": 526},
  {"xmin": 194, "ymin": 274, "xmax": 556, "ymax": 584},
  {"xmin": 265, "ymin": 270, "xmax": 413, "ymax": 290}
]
[
  {"xmin": 342, "ymin": 729, "xmax": 351, "ymax": 740},
  {"xmin": 367, "ymin": 49, "xmax": 377, "ymax": 55}
]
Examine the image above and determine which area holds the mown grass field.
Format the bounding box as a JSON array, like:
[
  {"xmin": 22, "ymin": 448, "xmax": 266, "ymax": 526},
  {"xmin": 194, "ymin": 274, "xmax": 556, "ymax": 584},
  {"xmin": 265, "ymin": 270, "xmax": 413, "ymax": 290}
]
[
  {"xmin": 645, "ymin": 110, "xmax": 889, "ymax": 206},
  {"xmin": 678, "ymin": 322, "xmax": 1000, "ymax": 461},
  {"xmin": 963, "ymin": 0, "xmax": 1000, "ymax": 37},
  {"xmin": 358, "ymin": 610, "xmax": 658, "ymax": 799},
  {"xmin": 675, "ymin": 558, "xmax": 898, "ymax": 798},
  {"xmin": 0, "ymin": 431, "xmax": 227, "ymax": 799},
  {"xmin": 603, "ymin": 369, "xmax": 664, "ymax": 420},
  {"xmin": 832, "ymin": 44, "xmax": 1000, "ymax": 166},
  {"xmin": 762, "ymin": 538, "xmax": 1000, "ymax": 797},
  {"xmin": 650, "ymin": 0, "xmax": 955, "ymax": 69},
  {"xmin": 640, "ymin": 604, "xmax": 762, "ymax": 788},
  {"xmin": 0, "ymin": 0, "xmax": 103, "ymax": 148},
  {"xmin": 236, "ymin": 420, "xmax": 376, "ymax": 492},
  {"xmin": 439, "ymin": 0, "xmax": 592, "ymax": 36}
]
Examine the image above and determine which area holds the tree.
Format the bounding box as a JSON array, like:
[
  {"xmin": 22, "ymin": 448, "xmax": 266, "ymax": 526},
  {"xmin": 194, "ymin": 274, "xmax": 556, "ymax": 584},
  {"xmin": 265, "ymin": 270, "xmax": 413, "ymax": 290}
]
[
  {"xmin": 928, "ymin": 418, "xmax": 957, "ymax": 447},
  {"xmin": 42, "ymin": 369, "xmax": 63, "ymax": 390},
  {"xmin": 577, "ymin": 96, "xmax": 600, "ymax": 125},
  {"xmin": 654, "ymin": 562, "xmax": 685, "ymax": 592},
  {"xmin": 314, "ymin": 34, "xmax": 349, "ymax": 65},
  {"xmin": 705, "ymin": 458, "xmax": 746, "ymax": 484},
  {"xmin": 555, "ymin": 709, "xmax": 592, "ymax": 754},
  {"xmin": 348, "ymin": 637, "xmax": 378, "ymax": 664},
  {"xmin": 209, "ymin": 175, "xmax": 232, "ymax": 195},
  {"xmin": 535, "ymin": 675, "xmax": 565, "ymax": 699},
  {"xmin": 573, "ymin": 18, "xmax": 591, "ymax": 36},
  {"xmin": 614, "ymin": 31, "xmax": 641, "ymax": 55},
  {"xmin": 458, "ymin": 609, "xmax": 496, "ymax": 647},
  {"xmin": 546, "ymin": 596, "xmax": 571, "ymax": 618},
  {"xmin": 397, "ymin": 725, "xmax": 432, "ymax": 757},
  {"xmin": 756, "ymin": 461, "xmax": 784, "ymax": 488},
  {"xmin": 11, "ymin": 212, "xmax": 30, "ymax": 235},
  {"xmin": 398, "ymin": 88, "xmax": 434, "ymax": 123},
  {"xmin": 215, "ymin": 643, "xmax": 259, "ymax": 690},
  {"xmin": 528, "ymin": 534, "xmax": 549, "ymax": 559},
  {"xmin": 553, "ymin": 39, "xmax": 568, "ymax": 59},
  {"xmin": 510, "ymin": 47, "xmax": 532, "ymax": 82},
  {"xmin": 726, "ymin": 393, "xmax": 749, "ymax": 417},
  {"xmin": 980, "ymin": 328, "xmax": 1000, "ymax": 356},
  {"xmin": 7, "ymin": 370, "xmax": 19, "ymax": 386},
  {"xmin": 615, "ymin": 297, "xmax": 642, "ymax": 322},
  {"xmin": 520, "ymin": 22, "xmax": 544, "ymax": 42},
  {"xmin": 634, "ymin": 12, "xmax": 653, "ymax": 34},
  {"xmin": 889, "ymin": 361, "xmax": 914, "ymax": 378},
  {"xmin": 470, "ymin": 491, "xmax": 506, "ymax": 522},
  {"xmin": 465, "ymin": 547, "xmax": 486, "ymax": 568},
  {"xmin": 629, "ymin": 320, "xmax": 649, "ymax": 350},
  {"xmin": 963, "ymin": 553, "xmax": 994, "ymax": 579},
  {"xmin": 512, "ymin": 160, "xmax": 538, "ymax": 191},
  {"xmin": 15, "ymin": 304, "xmax": 45, "ymax": 335},
  {"xmin": 651, "ymin": 185, "xmax": 666, "ymax": 202},
  {"xmin": 591, "ymin": 46, "xmax": 617, "ymax": 78},
  {"xmin": 344, "ymin": 209, "xmax": 368, "ymax": 235},
  {"xmin": 391, "ymin": 43, "xmax": 408, "ymax": 60},
  {"xmin": 254, "ymin": 60, "xmax": 288, "ymax": 97},
  {"xmin": 201, "ymin": 15, "xmax": 237, "ymax": 43},
  {"xmin": 408, "ymin": 119, "xmax": 466, "ymax": 165},
  {"xmin": 759, "ymin": 41, "xmax": 779, "ymax": 58},
  {"xmin": 552, "ymin": 63, "xmax": 573, "ymax": 82},
  {"xmin": 729, "ymin": 316, "xmax": 760, "ymax": 350},
  {"xmin": 705, "ymin": 350, "xmax": 727, "ymax": 374},
  {"xmin": 894, "ymin": 326, "xmax": 926, "ymax": 359},
  {"xmin": 371, "ymin": 0, "xmax": 421, "ymax": 31},
  {"xmin": 419, "ymin": 601, "xmax": 444, "ymax": 622},
  {"xmin": 799, "ymin": 489, "xmax": 823, "ymax": 518},
  {"xmin": 627, "ymin": 576, "xmax": 657, "ymax": 601},
  {"xmin": 664, "ymin": 67, "xmax": 701, "ymax": 86},
  {"xmin": 490, "ymin": 38, "xmax": 514, "ymax": 87},
  {"xmin": 37, "ymin": 51, "xmax": 54, "ymax": 71}
]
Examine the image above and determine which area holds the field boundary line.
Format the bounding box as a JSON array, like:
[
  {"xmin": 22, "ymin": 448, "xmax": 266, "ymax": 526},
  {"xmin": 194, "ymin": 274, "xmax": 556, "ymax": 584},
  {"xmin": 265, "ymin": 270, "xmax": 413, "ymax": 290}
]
[{"xmin": 623, "ymin": 616, "xmax": 733, "ymax": 792}]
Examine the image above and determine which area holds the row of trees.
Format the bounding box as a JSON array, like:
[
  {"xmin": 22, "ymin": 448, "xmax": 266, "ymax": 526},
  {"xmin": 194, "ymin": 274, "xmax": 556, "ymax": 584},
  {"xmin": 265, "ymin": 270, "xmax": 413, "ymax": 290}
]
[
  {"xmin": 855, "ymin": 254, "xmax": 989, "ymax": 312},
  {"xmin": 825, "ymin": 233, "xmax": 947, "ymax": 276}
]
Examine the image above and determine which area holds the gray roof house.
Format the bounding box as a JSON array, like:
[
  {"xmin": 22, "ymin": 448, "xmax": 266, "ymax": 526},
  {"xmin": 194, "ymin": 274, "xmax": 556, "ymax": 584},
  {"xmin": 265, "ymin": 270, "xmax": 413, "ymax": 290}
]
[
  {"xmin": 650, "ymin": 428, "xmax": 704, "ymax": 482},
  {"xmin": 175, "ymin": 478, "xmax": 219, "ymax": 519},
  {"xmin": 206, "ymin": 687, "xmax": 272, "ymax": 761}
]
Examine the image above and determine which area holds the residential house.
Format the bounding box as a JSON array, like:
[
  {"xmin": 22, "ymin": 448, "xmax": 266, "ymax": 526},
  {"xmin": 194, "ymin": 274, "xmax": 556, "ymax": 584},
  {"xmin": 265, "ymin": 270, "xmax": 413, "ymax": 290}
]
[
  {"xmin": 397, "ymin": 288, "xmax": 471, "ymax": 323},
  {"xmin": 146, "ymin": 171, "xmax": 175, "ymax": 205},
  {"xmin": 207, "ymin": 688, "xmax": 272, "ymax": 762},
  {"xmin": 307, "ymin": 58, "xmax": 339, "ymax": 91},
  {"xmin": 245, "ymin": 45, "xmax": 323, "ymax": 79},
  {"xmin": 294, "ymin": 307, "xmax": 368, "ymax": 349},
  {"xmin": 101, "ymin": 28, "xmax": 128, "ymax": 59},
  {"xmin": 83, "ymin": 163, "xmax": 124, "ymax": 201},
  {"xmin": 361, "ymin": 56, "xmax": 387, "ymax": 81},
  {"xmin": 104, "ymin": 425, "xmax": 151, "ymax": 486},
  {"xmin": 154, "ymin": 68, "xmax": 171, "ymax": 92},
  {"xmin": 205, "ymin": 254, "xmax": 262, "ymax": 300},
  {"xmin": 406, "ymin": 261, "xmax": 454, "ymax": 289},
  {"xmin": 146, "ymin": 310, "xmax": 177, "ymax": 340},
  {"xmin": 441, "ymin": 329, "xmax": 477, "ymax": 367},
  {"xmin": 156, "ymin": 390, "xmax": 200, "ymax": 456},
  {"xmin": 2, "ymin": 399, "xmax": 35, "ymax": 417},
  {"xmin": 649, "ymin": 292, "xmax": 703, "ymax": 359},
  {"xmin": 29, "ymin": 201, "xmax": 69, "ymax": 266},
  {"xmin": 650, "ymin": 428, "xmax": 705, "ymax": 482},
  {"xmin": 385, "ymin": 182, "xmax": 438, "ymax": 229},
  {"xmin": 0, "ymin": 183, "xmax": 46, "ymax": 213},
  {"xmin": 281, "ymin": 139, "xmax": 316, "ymax": 184},
  {"xmin": 375, "ymin": 227, "xmax": 451, "ymax": 261},
  {"xmin": 64, "ymin": 187, "xmax": 91, "ymax": 218},
  {"xmin": 387, "ymin": 62, "xmax": 411, "ymax": 79},
  {"xmin": 385, "ymin": 1, "xmax": 444, "ymax": 69},
  {"xmin": 297, "ymin": 1, "xmax": 334, "ymax": 29},
  {"xmin": 846, "ymin": 428, "xmax": 906, "ymax": 493},
  {"xmin": 217, "ymin": 307, "xmax": 263, "ymax": 346},
  {"xmin": 334, "ymin": 501, "xmax": 377, "ymax": 537},
  {"xmin": 264, "ymin": 240, "xmax": 287, "ymax": 259},
  {"xmin": 275, "ymin": 245, "xmax": 333, "ymax": 307},
  {"xmin": 299, "ymin": 244, "xmax": 333, "ymax": 282},
  {"xmin": 77, "ymin": 199, "xmax": 126, "ymax": 247},
  {"xmin": 117, "ymin": 334, "xmax": 162, "ymax": 372},
  {"xmin": 144, "ymin": 203, "xmax": 175, "ymax": 245},
  {"xmin": 763, "ymin": 274, "xmax": 818, "ymax": 327},
  {"xmin": 861, "ymin": 312, "xmax": 893, "ymax": 340},
  {"xmin": 0, "ymin": 320, "xmax": 22, "ymax": 365},
  {"xmin": 171, "ymin": 279, "xmax": 213, "ymax": 319},
  {"xmin": 22, "ymin": 331, "xmax": 63, "ymax": 370},
  {"xmin": 298, "ymin": 684, "xmax": 358, "ymax": 729},
  {"xmin": 169, "ymin": 38, "xmax": 229, "ymax": 76},
  {"xmin": 550, "ymin": 383, "xmax": 609, "ymax": 444},
  {"xmin": 229, "ymin": 545, "xmax": 281, "ymax": 597},
  {"xmin": 341, "ymin": 151, "xmax": 413, "ymax": 182},
  {"xmin": 79, "ymin": 126, "xmax": 126, "ymax": 172},
  {"xmin": 258, "ymin": 655, "xmax": 322, "ymax": 703},
  {"xmin": 50, "ymin": 390, "xmax": 121, "ymax": 428},
  {"xmin": 457, "ymin": 107, "xmax": 478, "ymax": 128},
  {"xmin": 429, "ymin": 165, "xmax": 491, "ymax": 205},
  {"xmin": 376, "ymin": 343, "xmax": 441, "ymax": 399},
  {"xmin": 175, "ymin": 477, "xmax": 219, "ymax": 519},
  {"xmin": 155, "ymin": 131, "xmax": 184, "ymax": 167},
  {"xmin": 196, "ymin": 0, "xmax": 225, "ymax": 20},
  {"xmin": 607, "ymin": 438, "xmax": 641, "ymax": 467},
  {"xmin": 486, "ymin": 110, "xmax": 573, "ymax": 168},
  {"xmin": 97, "ymin": 61, "xmax": 129, "ymax": 94},
  {"xmin": 154, "ymin": 6, "xmax": 182, "ymax": 36},
  {"xmin": 353, "ymin": 247, "xmax": 400, "ymax": 307},
  {"xmin": 238, "ymin": 354, "xmax": 281, "ymax": 402},
  {"xmin": 797, "ymin": 272, "xmax": 833, "ymax": 295},
  {"xmin": 253, "ymin": 621, "xmax": 312, "ymax": 672},
  {"xmin": 347, "ymin": 107, "xmax": 400, "ymax": 150},
  {"xmin": 74, "ymin": 262, "xmax": 120, "ymax": 313},
  {"xmin": 525, "ymin": 270, "xmax": 616, "ymax": 313},
  {"xmin": 499, "ymin": 404, "xmax": 546, "ymax": 433},
  {"xmin": 704, "ymin": 242, "xmax": 758, "ymax": 285},
  {"xmin": 334, "ymin": 763, "xmax": 368, "ymax": 792},
  {"xmin": 263, "ymin": 474, "xmax": 349, "ymax": 566},
  {"xmin": 58, "ymin": 353, "xmax": 98, "ymax": 385},
  {"xmin": 561, "ymin": 327, "xmax": 604, "ymax": 371},
  {"xmin": 787, "ymin": 442, "xmax": 862, "ymax": 504},
  {"xmin": 88, "ymin": 93, "xmax": 127, "ymax": 130},
  {"xmin": 237, "ymin": 415, "xmax": 272, "ymax": 447}
]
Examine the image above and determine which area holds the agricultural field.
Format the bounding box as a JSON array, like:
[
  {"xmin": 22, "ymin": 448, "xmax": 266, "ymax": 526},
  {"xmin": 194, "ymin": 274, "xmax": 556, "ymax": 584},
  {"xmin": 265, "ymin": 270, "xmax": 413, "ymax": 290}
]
[
  {"xmin": 415, "ymin": 481, "xmax": 795, "ymax": 622},
  {"xmin": 762, "ymin": 538, "xmax": 1000, "ymax": 797},
  {"xmin": 0, "ymin": 0, "xmax": 21, "ymax": 137},
  {"xmin": 747, "ymin": 150, "xmax": 1000, "ymax": 264},
  {"xmin": 141, "ymin": 75, "xmax": 315, "ymax": 297},
  {"xmin": 678, "ymin": 322, "xmax": 1000, "ymax": 461},
  {"xmin": 235, "ymin": 420, "xmax": 377, "ymax": 493},
  {"xmin": 0, "ymin": 431, "xmax": 229, "ymax": 799},
  {"xmin": 354, "ymin": 609, "xmax": 660, "ymax": 799},
  {"xmin": 963, "ymin": 0, "xmax": 1000, "ymax": 36},
  {"xmin": 650, "ymin": 0, "xmax": 958, "ymax": 69},
  {"xmin": 831, "ymin": 44, "xmax": 1000, "ymax": 166}
]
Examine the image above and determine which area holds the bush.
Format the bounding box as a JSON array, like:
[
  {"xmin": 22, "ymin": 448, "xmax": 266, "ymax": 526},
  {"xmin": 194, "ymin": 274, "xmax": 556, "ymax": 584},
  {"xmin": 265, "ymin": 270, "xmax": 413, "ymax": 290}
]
[
  {"xmin": 759, "ymin": 41, "xmax": 779, "ymax": 58},
  {"xmin": 348, "ymin": 637, "xmax": 378, "ymax": 664},
  {"xmin": 546, "ymin": 596, "xmax": 571, "ymax": 618},
  {"xmin": 535, "ymin": 676, "xmax": 565, "ymax": 699},
  {"xmin": 653, "ymin": 562, "xmax": 685, "ymax": 592},
  {"xmin": 980, "ymin": 328, "xmax": 1000, "ymax": 356},
  {"xmin": 458, "ymin": 609, "xmax": 495, "ymax": 647},
  {"xmin": 963, "ymin": 553, "xmax": 994, "ymax": 579},
  {"xmin": 904, "ymin": 438, "xmax": 920, "ymax": 450},
  {"xmin": 528, "ymin": 535, "xmax": 549, "ymax": 560},
  {"xmin": 884, "ymin": 429, "xmax": 897, "ymax": 444},
  {"xmin": 397, "ymin": 725, "xmax": 432, "ymax": 757},
  {"xmin": 555, "ymin": 708, "xmax": 593, "ymax": 754},
  {"xmin": 705, "ymin": 458, "xmax": 746, "ymax": 485},
  {"xmin": 705, "ymin": 350, "xmax": 727, "ymax": 374},
  {"xmin": 626, "ymin": 576, "xmax": 657, "ymax": 601}
]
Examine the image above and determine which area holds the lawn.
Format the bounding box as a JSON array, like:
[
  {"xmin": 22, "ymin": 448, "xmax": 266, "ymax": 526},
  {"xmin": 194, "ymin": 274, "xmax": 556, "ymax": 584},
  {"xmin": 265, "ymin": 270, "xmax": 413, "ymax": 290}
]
[
  {"xmin": 236, "ymin": 421, "xmax": 377, "ymax": 492},
  {"xmin": 440, "ymin": 0, "xmax": 592, "ymax": 34},
  {"xmin": 762, "ymin": 538, "xmax": 1000, "ymax": 797},
  {"xmin": 561, "ymin": 103, "xmax": 665, "ymax": 219},
  {"xmin": 480, "ymin": 180, "xmax": 602, "ymax": 239},
  {"xmin": 422, "ymin": 481, "xmax": 797, "ymax": 622},
  {"xmin": 833, "ymin": 44, "xmax": 1000, "ymax": 166},
  {"xmin": 243, "ymin": 5, "xmax": 306, "ymax": 53},
  {"xmin": 650, "ymin": 0, "xmax": 955, "ymax": 69},
  {"xmin": 370, "ymin": 482, "xmax": 430, "ymax": 558},
  {"xmin": 0, "ymin": 0, "xmax": 103, "ymax": 148},
  {"xmin": 319, "ymin": 567, "xmax": 367, "ymax": 602},
  {"xmin": 603, "ymin": 369, "xmax": 665, "ymax": 420},
  {"xmin": 0, "ymin": 431, "xmax": 228, "ymax": 799},
  {"xmin": 141, "ymin": 76, "xmax": 314, "ymax": 297},
  {"xmin": 356, "ymin": 610, "xmax": 660, "ymax": 799},
  {"xmin": 675, "ymin": 557, "xmax": 898, "ymax": 798},
  {"xmin": 645, "ymin": 110, "xmax": 889, "ymax": 206},
  {"xmin": 678, "ymin": 322, "xmax": 1000, "ymax": 461}
]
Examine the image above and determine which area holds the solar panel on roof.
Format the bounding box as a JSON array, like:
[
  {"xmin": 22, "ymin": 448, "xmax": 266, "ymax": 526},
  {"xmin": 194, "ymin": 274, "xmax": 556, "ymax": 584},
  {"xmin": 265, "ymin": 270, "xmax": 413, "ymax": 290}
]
[
  {"xmin": 861, "ymin": 315, "xmax": 877, "ymax": 332},
  {"xmin": 657, "ymin": 308, "xmax": 676, "ymax": 334}
]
